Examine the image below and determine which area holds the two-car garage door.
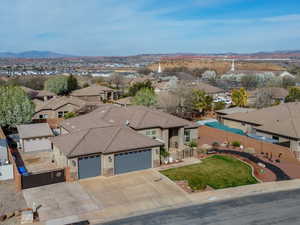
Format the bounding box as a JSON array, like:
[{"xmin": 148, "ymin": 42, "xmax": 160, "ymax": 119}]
[
  {"xmin": 78, "ymin": 149, "xmax": 152, "ymax": 179},
  {"xmin": 114, "ymin": 149, "xmax": 152, "ymax": 175}
]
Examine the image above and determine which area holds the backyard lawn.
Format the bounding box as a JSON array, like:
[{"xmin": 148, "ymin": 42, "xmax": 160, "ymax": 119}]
[{"xmin": 161, "ymin": 155, "xmax": 258, "ymax": 190}]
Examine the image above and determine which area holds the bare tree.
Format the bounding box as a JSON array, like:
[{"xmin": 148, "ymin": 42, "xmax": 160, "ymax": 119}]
[
  {"xmin": 109, "ymin": 73, "xmax": 125, "ymax": 89},
  {"xmin": 255, "ymin": 88, "xmax": 273, "ymax": 108}
]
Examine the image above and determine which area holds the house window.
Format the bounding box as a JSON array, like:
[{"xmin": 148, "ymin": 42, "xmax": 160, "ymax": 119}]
[
  {"xmin": 146, "ymin": 129, "xmax": 156, "ymax": 138},
  {"xmin": 44, "ymin": 114, "xmax": 49, "ymax": 119},
  {"xmin": 39, "ymin": 114, "xmax": 44, "ymax": 119},
  {"xmin": 184, "ymin": 130, "xmax": 191, "ymax": 143},
  {"xmin": 272, "ymin": 136, "xmax": 279, "ymax": 141},
  {"xmin": 58, "ymin": 111, "xmax": 64, "ymax": 118}
]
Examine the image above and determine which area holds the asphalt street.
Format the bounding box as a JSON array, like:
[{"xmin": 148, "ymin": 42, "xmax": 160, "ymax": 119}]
[{"xmin": 100, "ymin": 188, "xmax": 300, "ymax": 225}]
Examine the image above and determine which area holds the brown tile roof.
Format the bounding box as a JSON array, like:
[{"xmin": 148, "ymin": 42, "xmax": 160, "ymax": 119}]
[
  {"xmin": 70, "ymin": 85, "xmax": 114, "ymax": 96},
  {"xmin": 21, "ymin": 86, "xmax": 56, "ymax": 98},
  {"xmin": 51, "ymin": 126, "xmax": 163, "ymax": 157},
  {"xmin": 61, "ymin": 105, "xmax": 191, "ymax": 132},
  {"xmin": 17, "ymin": 123, "xmax": 53, "ymax": 139},
  {"xmin": 35, "ymin": 96, "xmax": 87, "ymax": 112},
  {"xmin": 223, "ymin": 103, "xmax": 300, "ymax": 139},
  {"xmin": 256, "ymin": 117, "xmax": 300, "ymax": 140},
  {"xmin": 189, "ymin": 82, "xmax": 224, "ymax": 94}
]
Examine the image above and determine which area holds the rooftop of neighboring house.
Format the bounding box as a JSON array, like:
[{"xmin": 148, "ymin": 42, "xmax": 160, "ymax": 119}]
[
  {"xmin": 21, "ymin": 86, "xmax": 56, "ymax": 98},
  {"xmin": 114, "ymin": 97, "xmax": 133, "ymax": 106},
  {"xmin": 70, "ymin": 84, "xmax": 114, "ymax": 96},
  {"xmin": 34, "ymin": 96, "xmax": 87, "ymax": 112},
  {"xmin": 61, "ymin": 104, "xmax": 196, "ymax": 133},
  {"xmin": 223, "ymin": 102, "xmax": 300, "ymax": 139},
  {"xmin": 216, "ymin": 107, "xmax": 257, "ymax": 115},
  {"xmin": 189, "ymin": 82, "xmax": 225, "ymax": 94},
  {"xmin": 51, "ymin": 125, "xmax": 163, "ymax": 157},
  {"xmin": 248, "ymin": 87, "xmax": 289, "ymax": 99},
  {"xmin": 17, "ymin": 123, "xmax": 53, "ymax": 139}
]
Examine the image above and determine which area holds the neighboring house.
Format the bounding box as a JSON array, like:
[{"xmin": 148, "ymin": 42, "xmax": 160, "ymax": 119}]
[
  {"xmin": 51, "ymin": 105, "xmax": 198, "ymax": 179},
  {"xmin": 154, "ymin": 77, "xmax": 178, "ymax": 93},
  {"xmin": 33, "ymin": 96, "xmax": 88, "ymax": 119},
  {"xmin": 216, "ymin": 107, "xmax": 257, "ymax": 122},
  {"xmin": 220, "ymin": 103, "xmax": 300, "ymax": 159},
  {"xmin": 114, "ymin": 97, "xmax": 133, "ymax": 107},
  {"xmin": 248, "ymin": 87, "xmax": 289, "ymax": 106},
  {"xmin": 70, "ymin": 84, "xmax": 119, "ymax": 103},
  {"xmin": 188, "ymin": 82, "xmax": 225, "ymax": 98},
  {"xmin": 17, "ymin": 123, "xmax": 54, "ymax": 152},
  {"xmin": 21, "ymin": 86, "xmax": 57, "ymax": 102}
]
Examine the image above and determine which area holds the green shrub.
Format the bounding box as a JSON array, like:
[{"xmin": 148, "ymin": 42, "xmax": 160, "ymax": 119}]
[
  {"xmin": 160, "ymin": 147, "xmax": 170, "ymax": 158},
  {"xmin": 188, "ymin": 140, "xmax": 197, "ymax": 148},
  {"xmin": 231, "ymin": 141, "xmax": 241, "ymax": 147}
]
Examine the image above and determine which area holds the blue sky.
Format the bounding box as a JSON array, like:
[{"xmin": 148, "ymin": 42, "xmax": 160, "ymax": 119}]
[{"xmin": 1, "ymin": 0, "xmax": 300, "ymax": 56}]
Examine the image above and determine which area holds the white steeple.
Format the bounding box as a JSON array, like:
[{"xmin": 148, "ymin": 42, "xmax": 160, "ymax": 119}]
[
  {"xmin": 230, "ymin": 59, "xmax": 235, "ymax": 72},
  {"xmin": 158, "ymin": 63, "xmax": 162, "ymax": 73}
]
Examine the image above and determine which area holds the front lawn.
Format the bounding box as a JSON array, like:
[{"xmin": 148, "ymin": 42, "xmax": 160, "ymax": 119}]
[{"xmin": 161, "ymin": 155, "xmax": 258, "ymax": 190}]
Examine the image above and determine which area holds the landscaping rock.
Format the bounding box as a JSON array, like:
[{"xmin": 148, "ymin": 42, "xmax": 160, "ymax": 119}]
[{"xmin": 258, "ymin": 162, "xmax": 266, "ymax": 168}]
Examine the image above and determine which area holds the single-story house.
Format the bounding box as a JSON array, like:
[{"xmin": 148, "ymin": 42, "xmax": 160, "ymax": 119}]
[
  {"xmin": 51, "ymin": 126, "xmax": 163, "ymax": 179},
  {"xmin": 21, "ymin": 86, "xmax": 56, "ymax": 102},
  {"xmin": 188, "ymin": 82, "xmax": 225, "ymax": 98},
  {"xmin": 70, "ymin": 84, "xmax": 119, "ymax": 103},
  {"xmin": 51, "ymin": 105, "xmax": 199, "ymax": 179},
  {"xmin": 221, "ymin": 103, "xmax": 300, "ymax": 159},
  {"xmin": 17, "ymin": 123, "xmax": 54, "ymax": 152},
  {"xmin": 33, "ymin": 96, "xmax": 88, "ymax": 119}
]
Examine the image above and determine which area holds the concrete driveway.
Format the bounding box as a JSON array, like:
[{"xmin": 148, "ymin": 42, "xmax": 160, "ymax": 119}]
[
  {"xmin": 22, "ymin": 170, "xmax": 190, "ymax": 223},
  {"xmin": 79, "ymin": 170, "xmax": 190, "ymax": 223},
  {"xmin": 23, "ymin": 182, "xmax": 102, "ymax": 222}
]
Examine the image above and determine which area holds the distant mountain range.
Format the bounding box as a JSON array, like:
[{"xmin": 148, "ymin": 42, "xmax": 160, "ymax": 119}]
[
  {"xmin": 0, "ymin": 50, "xmax": 300, "ymax": 59},
  {"xmin": 0, "ymin": 51, "xmax": 74, "ymax": 58}
]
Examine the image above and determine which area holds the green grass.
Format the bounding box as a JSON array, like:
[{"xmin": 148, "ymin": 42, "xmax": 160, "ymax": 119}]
[{"xmin": 161, "ymin": 155, "xmax": 258, "ymax": 190}]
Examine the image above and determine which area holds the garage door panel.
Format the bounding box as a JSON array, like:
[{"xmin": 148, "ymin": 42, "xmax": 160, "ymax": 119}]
[
  {"xmin": 78, "ymin": 155, "xmax": 101, "ymax": 179},
  {"xmin": 115, "ymin": 149, "xmax": 152, "ymax": 175}
]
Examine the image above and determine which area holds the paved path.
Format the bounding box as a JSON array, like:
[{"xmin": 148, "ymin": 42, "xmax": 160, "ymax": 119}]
[
  {"xmin": 100, "ymin": 188, "xmax": 300, "ymax": 225},
  {"xmin": 216, "ymin": 149, "xmax": 291, "ymax": 180}
]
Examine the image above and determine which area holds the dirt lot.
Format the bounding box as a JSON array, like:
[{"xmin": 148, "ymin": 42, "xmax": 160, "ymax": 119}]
[{"xmin": 0, "ymin": 180, "xmax": 27, "ymax": 225}]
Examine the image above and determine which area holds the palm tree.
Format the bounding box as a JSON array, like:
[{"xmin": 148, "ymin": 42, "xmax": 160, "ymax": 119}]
[
  {"xmin": 192, "ymin": 90, "xmax": 213, "ymax": 115},
  {"xmin": 231, "ymin": 88, "xmax": 248, "ymax": 107}
]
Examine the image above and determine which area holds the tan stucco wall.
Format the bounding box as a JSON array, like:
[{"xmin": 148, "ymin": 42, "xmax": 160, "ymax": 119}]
[
  {"xmin": 102, "ymin": 154, "xmax": 114, "ymax": 176},
  {"xmin": 53, "ymin": 145, "xmax": 68, "ymax": 168},
  {"xmin": 33, "ymin": 103, "xmax": 81, "ymax": 119}
]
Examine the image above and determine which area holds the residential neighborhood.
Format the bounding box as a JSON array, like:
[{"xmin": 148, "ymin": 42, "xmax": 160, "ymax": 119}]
[
  {"xmin": 2, "ymin": 1, "xmax": 300, "ymax": 224},
  {"xmin": 1, "ymin": 64, "xmax": 300, "ymax": 224}
]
